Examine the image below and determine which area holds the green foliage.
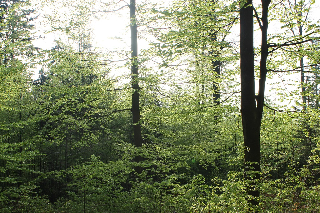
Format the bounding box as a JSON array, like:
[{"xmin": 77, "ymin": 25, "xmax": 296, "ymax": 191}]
[
  {"xmin": 0, "ymin": 1, "xmax": 42, "ymax": 210},
  {"xmin": 0, "ymin": 0, "xmax": 320, "ymax": 212}
]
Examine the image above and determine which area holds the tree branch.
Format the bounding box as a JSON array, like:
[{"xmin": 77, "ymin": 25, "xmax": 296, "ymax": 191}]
[
  {"xmin": 253, "ymin": 6, "xmax": 263, "ymax": 30},
  {"xmin": 92, "ymin": 5, "xmax": 128, "ymax": 14},
  {"xmin": 268, "ymin": 64, "xmax": 319, "ymax": 72},
  {"xmin": 107, "ymin": 108, "xmax": 131, "ymax": 116},
  {"xmin": 269, "ymin": 38, "xmax": 314, "ymax": 48},
  {"xmin": 264, "ymin": 104, "xmax": 298, "ymax": 113}
]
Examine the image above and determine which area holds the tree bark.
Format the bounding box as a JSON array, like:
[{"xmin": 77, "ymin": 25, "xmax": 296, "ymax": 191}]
[
  {"xmin": 240, "ymin": 0, "xmax": 270, "ymax": 206},
  {"xmin": 130, "ymin": 0, "xmax": 143, "ymax": 154},
  {"xmin": 212, "ymin": 59, "xmax": 221, "ymax": 105},
  {"xmin": 209, "ymin": 0, "xmax": 221, "ymax": 106},
  {"xmin": 298, "ymin": 4, "xmax": 306, "ymax": 110}
]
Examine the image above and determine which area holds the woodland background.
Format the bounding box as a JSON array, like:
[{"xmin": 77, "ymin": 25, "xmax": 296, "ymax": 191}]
[{"xmin": 0, "ymin": 0, "xmax": 320, "ymax": 212}]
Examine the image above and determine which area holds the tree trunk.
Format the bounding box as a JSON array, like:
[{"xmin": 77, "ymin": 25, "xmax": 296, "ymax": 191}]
[
  {"xmin": 240, "ymin": 0, "xmax": 260, "ymax": 204},
  {"xmin": 240, "ymin": 0, "xmax": 270, "ymax": 206},
  {"xmin": 298, "ymin": 6, "xmax": 306, "ymax": 110},
  {"xmin": 130, "ymin": 0, "xmax": 143, "ymax": 164},
  {"xmin": 209, "ymin": 0, "xmax": 221, "ymax": 106},
  {"xmin": 212, "ymin": 59, "xmax": 220, "ymax": 105}
]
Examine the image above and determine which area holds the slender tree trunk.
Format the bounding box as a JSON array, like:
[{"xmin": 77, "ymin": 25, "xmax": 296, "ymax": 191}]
[
  {"xmin": 315, "ymin": 73, "xmax": 319, "ymax": 109},
  {"xmin": 301, "ymin": 57, "xmax": 306, "ymax": 109},
  {"xmin": 130, "ymin": 0, "xmax": 143, "ymax": 159},
  {"xmin": 212, "ymin": 59, "xmax": 220, "ymax": 105},
  {"xmin": 65, "ymin": 137, "xmax": 68, "ymax": 170},
  {"xmin": 299, "ymin": 8, "xmax": 306, "ymax": 110},
  {"xmin": 209, "ymin": 0, "xmax": 221, "ymax": 106}
]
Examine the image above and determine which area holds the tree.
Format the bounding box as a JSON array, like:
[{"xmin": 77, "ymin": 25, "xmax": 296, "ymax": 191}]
[
  {"xmin": 274, "ymin": 0, "xmax": 318, "ymax": 110},
  {"xmin": 240, "ymin": 0, "xmax": 320, "ymax": 206},
  {"xmin": 147, "ymin": 0, "xmax": 237, "ymax": 106},
  {"xmin": 31, "ymin": 44, "xmax": 131, "ymax": 203},
  {"xmin": 240, "ymin": 0, "xmax": 270, "ymax": 206},
  {"xmin": 0, "ymin": 0, "xmax": 47, "ymax": 210},
  {"xmin": 130, "ymin": 0, "xmax": 143, "ymax": 157}
]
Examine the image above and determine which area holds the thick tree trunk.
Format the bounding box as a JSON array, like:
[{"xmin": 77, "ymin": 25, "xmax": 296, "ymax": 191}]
[
  {"xmin": 240, "ymin": 0, "xmax": 269, "ymax": 207},
  {"xmin": 240, "ymin": 0, "xmax": 260, "ymax": 204},
  {"xmin": 240, "ymin": 0, "xmax": 270, "ymax": 206}
]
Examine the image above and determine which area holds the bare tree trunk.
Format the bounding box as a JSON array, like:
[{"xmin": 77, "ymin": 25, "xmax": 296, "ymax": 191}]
[
  {"xmin": 209, "ymin": 0, "xmax": 221, "ymax": 106},
  {"xmin": 240, "ymin": 0, "xmax": 270, "ymax": 206},
  {"xmin": 130, "ymin": 0, "xmax": 143, "ymax": 166},
  {"xmin": 240, "ymin": 0, "xmax": 259, "ymax": 205},
  {"xmin": 212, "ymin": 59, "xmax": 220, "ymax": 105},
  {"xmin": 299, "ymin": 8, "xmax": 306, "ymax": 110}
]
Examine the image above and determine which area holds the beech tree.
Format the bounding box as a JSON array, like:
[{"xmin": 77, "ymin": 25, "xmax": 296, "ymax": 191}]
[
  {"xmin": 240, "ymin": 0, "xmax": 320, "ymax": 206},
  {"xmin": 1, "ymin": 0, "xmax": 320, "ymax": 211},
  {"xmin": 240, "ymin": 0, "xmax": 270, "ymax": 205},
  {"xmin": 0, "ymin": 0, "xmax": 46, "ymax": 210},
  {"xmin": 130, "ymin": 0, "xmax": 143, "ymax": 150}
]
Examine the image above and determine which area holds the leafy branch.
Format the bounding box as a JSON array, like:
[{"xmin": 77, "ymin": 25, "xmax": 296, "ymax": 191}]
[{"xmin": 268, "ymin": 64, "xmax": 320, "ymax": 72}]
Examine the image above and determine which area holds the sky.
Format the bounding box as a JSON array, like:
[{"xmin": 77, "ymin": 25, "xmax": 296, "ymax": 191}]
[
  {"xmin": 30, "ymin": 0, "xmax": 320, "ymax": 108},
  {"xmin": 31, "ymin": 0, "xmax": 320, "ymax": 54},
  {"xmin": 31, "ymin": 0, "xmax": 168, "ymax": 51}
]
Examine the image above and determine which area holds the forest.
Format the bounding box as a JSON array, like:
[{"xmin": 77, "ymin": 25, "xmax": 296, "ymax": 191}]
[{"xmin": 0, "ymin": 0, "xmax": 320, "ymax": 212}]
